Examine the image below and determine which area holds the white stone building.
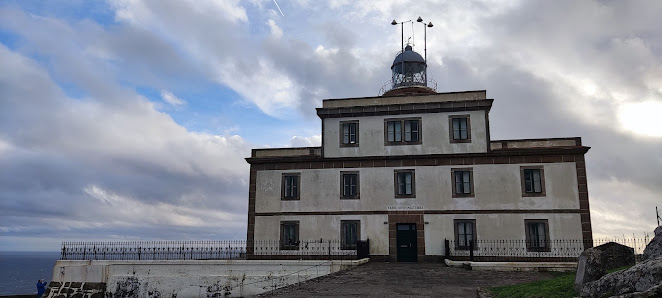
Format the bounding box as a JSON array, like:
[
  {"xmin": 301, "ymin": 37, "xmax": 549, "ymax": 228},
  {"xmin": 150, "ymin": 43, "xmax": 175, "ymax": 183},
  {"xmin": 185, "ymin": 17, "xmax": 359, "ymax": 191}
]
[{"xmin": 245, "ymin": 45, "xmax": 592, "ymax": 262}]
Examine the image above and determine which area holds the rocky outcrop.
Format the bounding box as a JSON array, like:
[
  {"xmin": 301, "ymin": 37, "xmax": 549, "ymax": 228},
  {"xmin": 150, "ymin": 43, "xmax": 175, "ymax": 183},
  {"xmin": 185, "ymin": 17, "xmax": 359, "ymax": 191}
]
[
  {"xmin": 642, "ymin": 226, "xmax": 662, "ymax": 261},
  {"xmin": 575, "ymin": 248, "xmax": 606, "ymax": 292},
  {"xmin": 580, "ymin": 258, "xmax": 662, "ymax": 297},
  {"xmin": 580, "ymin": 227, "xmax": 662, "ymax": 298},
  {"xmin": 610, "ymin": 283, "xmax": 662, "ymax": 298},
  {"xmin": 575, "ymin": 242, "xmax": 636, "ymax": 292},
  {"xmin": 596, "ymin": 242, "xmax": 636, "ymax": 270}
]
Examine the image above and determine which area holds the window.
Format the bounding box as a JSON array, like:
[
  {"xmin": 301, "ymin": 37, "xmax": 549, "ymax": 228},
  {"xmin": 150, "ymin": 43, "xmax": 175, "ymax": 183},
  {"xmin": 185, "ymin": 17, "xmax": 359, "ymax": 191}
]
[
  {"xmin": 394, "ymin": 170, "xmax": 415, "ymax": 197},
  {"xmin": 280, "ymin": 221, "xmax": 299, "ymax": 250},
  {"xmin": 449, "ymin": 115, "xmax": 471, "ymax": 143},
  {"xmin": 452, "ymin": 168, "xmax": 474, "ymax": 197},
  {"xmin": 340, "ymin": 121, "xmax": 359, "ymax": 147},
  {"xmin": 454, "ymin": 219, "xmax": 476, "ymax": 250},
  {"xmin": 525, "ymin": 220, "xmax": 550, "ymax": 252},
  {"xmin": 520, "ymin": 167, "xmax": 546, "ymax": 197},
  {"xmin": 282, "ymin": 173, "xmax": 300, "ymax": 200},
  {"xmin": 341, "ymin": 220, "xmax": 360, "ymax": 250},
  {"xmin": 385, "ymin": 118, "xmax": 421, "ymax": 144},
  {"xmin": 341, "ymin": 172, "xmax": 359, "ymax": 199}
]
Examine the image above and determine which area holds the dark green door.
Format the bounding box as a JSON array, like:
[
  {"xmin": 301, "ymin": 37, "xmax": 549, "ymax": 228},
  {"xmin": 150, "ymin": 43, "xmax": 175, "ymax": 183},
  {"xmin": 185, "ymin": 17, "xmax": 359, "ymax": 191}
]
[{"xmin": 396, "ymin": 223, "xmax": 418, "ymax": 262}]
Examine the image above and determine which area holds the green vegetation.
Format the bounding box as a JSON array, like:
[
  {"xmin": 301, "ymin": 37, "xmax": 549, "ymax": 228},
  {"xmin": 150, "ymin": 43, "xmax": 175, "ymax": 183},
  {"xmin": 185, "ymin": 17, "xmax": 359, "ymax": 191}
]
[
  {"xmin": 489, "ymin": 272, "xmax": 577, "ymax": 298},
  {"xmin": 488, "ymin": 265, "xmax": 635, "ymax": 298}
]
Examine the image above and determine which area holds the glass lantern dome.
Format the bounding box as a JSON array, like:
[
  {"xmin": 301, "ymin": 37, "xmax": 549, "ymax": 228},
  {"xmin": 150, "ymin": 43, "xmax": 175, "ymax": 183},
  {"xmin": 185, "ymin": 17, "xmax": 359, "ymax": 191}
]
[{"xmin": 390, "ymin": 44, "xmax": 427, "ymax": 89}]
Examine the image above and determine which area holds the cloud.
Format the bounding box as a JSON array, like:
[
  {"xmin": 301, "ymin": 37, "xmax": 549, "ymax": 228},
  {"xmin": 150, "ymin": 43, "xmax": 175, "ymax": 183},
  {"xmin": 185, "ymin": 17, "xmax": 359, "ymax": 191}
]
[
  {"xmin": 0, "ymin": 40, "xmax": 250, "ymax": 250},
  {"xmin": 1, "ymin": 0, "xmax": 662, "ymax": 251},
  {"xmin": 618, "ymin": 101, "xmax": 662, "ymax": 138},
  {"xmin": 288, "ymin": 135, "xmax": 321, "ymax": 147},
  {"xmin": 266, "ymin": 19, "xmax": 282, "ymax": 39},
  {"xmin": 160, "ymin": 90, "xmax": 185, "ymax": 106}
]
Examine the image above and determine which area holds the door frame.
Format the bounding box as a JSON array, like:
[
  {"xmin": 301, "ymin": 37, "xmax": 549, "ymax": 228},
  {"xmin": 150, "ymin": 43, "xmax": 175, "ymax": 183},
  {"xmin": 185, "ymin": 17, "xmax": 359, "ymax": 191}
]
[{"xmin": 388, "ymin": 213, "xmax": 424, "ymax": 262}]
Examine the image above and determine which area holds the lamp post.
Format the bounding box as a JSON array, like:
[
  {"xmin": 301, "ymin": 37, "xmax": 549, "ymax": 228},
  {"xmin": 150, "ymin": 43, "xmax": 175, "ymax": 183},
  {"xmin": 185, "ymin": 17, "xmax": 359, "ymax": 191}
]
[
  {"xmin": 391, "ymin": 19, "xmax": 412, "ymax": 88},
  {"xmin": 416, "ymin": 16, "xmax": 433, "ymax": 64},
  {"xmin": 390, "ymin": 19, "xmax": 411, "ymax": 54}
]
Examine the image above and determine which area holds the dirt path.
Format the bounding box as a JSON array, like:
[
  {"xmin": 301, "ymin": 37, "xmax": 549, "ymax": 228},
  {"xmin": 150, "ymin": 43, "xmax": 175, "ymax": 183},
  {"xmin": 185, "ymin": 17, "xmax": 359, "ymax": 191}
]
[{"xmin": 255, "ymin": 262, "xmax": 556, "ymax": 298}]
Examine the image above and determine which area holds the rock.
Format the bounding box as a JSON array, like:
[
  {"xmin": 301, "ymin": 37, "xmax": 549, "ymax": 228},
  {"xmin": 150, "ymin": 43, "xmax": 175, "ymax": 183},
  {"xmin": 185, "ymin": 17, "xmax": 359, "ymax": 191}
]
[
  {"xmin": 609, "ymin": 283, "xmax": 662, "ymax": 297},
  {"xmin": 595, "ymin": 242, "xmax": 636, "ymax": 270},
  {"xmin": 580, "ymin": 258, "xmax": 662, "ymax": 298},
  {"xmin": 575, "ymin": 248, "xmax": 606, "ymax": 292},
  {"xmin": 643, "ymin": 227, "xmax": 662, "ymax": 261},
  {"xmin": 476, "ymin": 287, "xmax": 494, "ymax": 298}
]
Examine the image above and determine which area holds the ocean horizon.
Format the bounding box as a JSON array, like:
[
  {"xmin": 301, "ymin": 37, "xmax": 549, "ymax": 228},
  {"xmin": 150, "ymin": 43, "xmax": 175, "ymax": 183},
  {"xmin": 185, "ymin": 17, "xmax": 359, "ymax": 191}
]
[{"xmin": 0, "ymin": 251, "xmax": 60, "ymax": 295}]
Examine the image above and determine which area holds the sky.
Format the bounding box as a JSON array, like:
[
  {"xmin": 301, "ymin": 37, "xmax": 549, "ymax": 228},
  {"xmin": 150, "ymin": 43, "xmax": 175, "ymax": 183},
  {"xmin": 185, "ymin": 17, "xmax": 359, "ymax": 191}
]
[{"xmin": 0, "ymin": 0, "xmax": 661, "ymax": 251}]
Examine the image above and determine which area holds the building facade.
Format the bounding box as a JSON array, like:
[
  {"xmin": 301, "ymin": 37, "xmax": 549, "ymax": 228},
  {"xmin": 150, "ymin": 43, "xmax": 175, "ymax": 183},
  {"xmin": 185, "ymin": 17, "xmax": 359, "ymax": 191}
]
[{"xmin": 245, "ymin": 46, "xmax": 593, "ymax": 262}]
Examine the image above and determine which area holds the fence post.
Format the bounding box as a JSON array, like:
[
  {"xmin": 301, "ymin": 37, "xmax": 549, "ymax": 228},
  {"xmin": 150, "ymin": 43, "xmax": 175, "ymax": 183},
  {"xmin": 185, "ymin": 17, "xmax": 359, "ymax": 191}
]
[
  {"xmin": 469, "ymin": 240, "xmax": 474, "ymax": 261},
  {"xmin": 444, "ymin": 239, "xmax": 450, "ymax": 260}
]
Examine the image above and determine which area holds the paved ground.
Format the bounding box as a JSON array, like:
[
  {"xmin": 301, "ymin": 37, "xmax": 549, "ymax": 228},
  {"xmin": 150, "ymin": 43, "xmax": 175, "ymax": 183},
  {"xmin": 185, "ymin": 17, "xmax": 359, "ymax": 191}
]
[{"xmin": 255, "ymin": 262, "xmax": 557, "ymax": 298}]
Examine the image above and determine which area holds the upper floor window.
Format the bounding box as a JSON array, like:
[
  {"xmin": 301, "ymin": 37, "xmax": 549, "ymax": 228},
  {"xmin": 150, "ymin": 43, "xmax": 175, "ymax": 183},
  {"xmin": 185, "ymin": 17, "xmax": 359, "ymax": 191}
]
[
  {"xmin": 449, "ymin": 115, "xmax": 471, "ymax": 143},
  {"xmin": 521, "ymin": 167, "xmax": 545, "ymax": 197},
  {"xmin": 340, "ymin": 121, "xmax": 359, "ymax": 147},
  {"xmin": 385, "ymin": 118, "xmax": 421, "ymax": 145},
  {"xmin": 394, "ymin": 170, "xmax": 415, "ymax": 198},
  {"xmin": 525, "ymin": 220, "xmax": 550, "ymax": 252},
  {"xmin": 454, "ymin": 219, "xmax": 477, "ymax": 250},
  {"xmin": 341, "ymin": 220, "xmax": 360, "ymax": 250},
  {"xmin": 280, "ymin": 221, "xmax": 300, "ymax": 250},
  {"xmin": 282, "ymin": 173, "xmax": 300, "ymax": 200},
  {"xmin": 452, "ymin": 168, "xmax": 474, "ymax": 197},
  {"xmin": 341, "ymin": 172, "xmax": 359, "ymax": 199}
]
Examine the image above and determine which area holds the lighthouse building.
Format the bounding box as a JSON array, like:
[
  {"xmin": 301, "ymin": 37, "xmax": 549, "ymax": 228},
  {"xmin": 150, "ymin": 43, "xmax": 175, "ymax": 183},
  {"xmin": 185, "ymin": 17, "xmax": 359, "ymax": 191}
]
[{"xmin": 245, "ymin": 43, "xmax": 592, "ymax": 262}]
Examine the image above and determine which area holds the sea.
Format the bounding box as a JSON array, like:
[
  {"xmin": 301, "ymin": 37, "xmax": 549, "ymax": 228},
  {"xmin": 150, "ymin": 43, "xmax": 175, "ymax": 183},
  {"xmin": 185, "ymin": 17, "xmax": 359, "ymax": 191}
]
[{"xmin": 0, "ymin": 251, "xmax": 60, "ymax": 295}]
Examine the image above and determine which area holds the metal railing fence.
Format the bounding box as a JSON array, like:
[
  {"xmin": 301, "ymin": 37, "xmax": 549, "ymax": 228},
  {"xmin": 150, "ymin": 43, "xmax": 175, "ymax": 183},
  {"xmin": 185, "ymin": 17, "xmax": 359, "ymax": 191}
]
[
  {"xmin": 445, "ymin": 239, "xmax": 586, "ymax": 262},
  {"xmin": 444, "ymin": 236, "xmax": 652, "ymax": 262},
  {"xmin": 61, "ymin": 236, "xmax": 652, "ymax": 262},
  {"xmin": 60, "ymin": 240, "xmax": 360, "ymax": 261}
]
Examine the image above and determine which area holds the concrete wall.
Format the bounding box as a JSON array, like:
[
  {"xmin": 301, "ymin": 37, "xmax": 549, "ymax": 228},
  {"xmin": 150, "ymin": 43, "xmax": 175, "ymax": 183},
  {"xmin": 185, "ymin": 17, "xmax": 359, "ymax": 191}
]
[
  {"xmin": 253, "ymin": 212, "xmax": 582, "ymax": 257},
  {"xmin": 424, "ymin": 213, "xmax": 583, "ymax": 255},
  {"xmin": 254, "ymin": 215, "xmax": 389, "ymax": 255},
  {"xmin": 322, "ymin": 110, "xmax": 488, "ymax": 158},
  {"xmin": 321, "ymin": 91, "xmax": 487, "ymax": 109},
  {"xmin": 253, "ymin": 162, "xmax": 580, "ymax": 256},
  {"xmin": 48, "ymin": 259, "xmax": 367, "ymax": 298},
  {"xmin": 255, "ymin": 162, "xmax": 579, "ymax": 213}
]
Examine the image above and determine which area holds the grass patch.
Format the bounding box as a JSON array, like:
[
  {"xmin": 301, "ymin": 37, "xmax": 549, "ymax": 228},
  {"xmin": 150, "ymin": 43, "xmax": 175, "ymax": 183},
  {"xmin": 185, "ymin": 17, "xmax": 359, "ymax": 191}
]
[
  {"xmin": 607, "ymin": 265, "xmax": 632, "ymax": 273},
  {"xmin": 489, "ymin": 272, "xmax": 577, "ymax": 298},
  {"xmin": 488, "ymin": 265, "xmax": 634, "ymax": 297}
]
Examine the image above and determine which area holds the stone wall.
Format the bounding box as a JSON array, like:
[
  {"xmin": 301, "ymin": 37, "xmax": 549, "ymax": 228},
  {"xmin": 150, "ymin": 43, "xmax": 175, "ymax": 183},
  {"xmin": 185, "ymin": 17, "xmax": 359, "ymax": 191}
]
[{"xmin": 47, "ymin": 259, "xmax": 367, "ymax": 298}]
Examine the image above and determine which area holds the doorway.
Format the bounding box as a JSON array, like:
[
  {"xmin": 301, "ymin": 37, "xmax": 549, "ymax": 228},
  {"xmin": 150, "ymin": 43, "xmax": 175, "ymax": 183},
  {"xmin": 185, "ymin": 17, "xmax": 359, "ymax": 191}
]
[{"xmin": 396, "ymin": 223, "xmax": 418, "ymax": 262}]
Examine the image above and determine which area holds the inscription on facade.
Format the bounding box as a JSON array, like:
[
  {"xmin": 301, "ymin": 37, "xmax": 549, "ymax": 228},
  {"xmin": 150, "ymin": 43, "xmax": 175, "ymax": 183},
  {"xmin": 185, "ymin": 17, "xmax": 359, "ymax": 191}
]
[{"xmin": 387, "ymin": 206, "xmax": 423, "ymax": 210}]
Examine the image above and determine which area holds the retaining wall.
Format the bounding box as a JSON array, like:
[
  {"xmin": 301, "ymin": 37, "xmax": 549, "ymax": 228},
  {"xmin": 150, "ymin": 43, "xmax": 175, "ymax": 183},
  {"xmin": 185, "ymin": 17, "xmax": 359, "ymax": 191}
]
[{"xmin": 47, "ymin": 259, "xmax": 368, "ymax": 297}]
